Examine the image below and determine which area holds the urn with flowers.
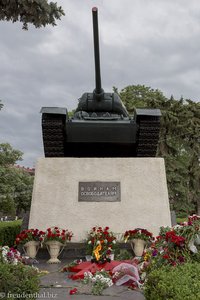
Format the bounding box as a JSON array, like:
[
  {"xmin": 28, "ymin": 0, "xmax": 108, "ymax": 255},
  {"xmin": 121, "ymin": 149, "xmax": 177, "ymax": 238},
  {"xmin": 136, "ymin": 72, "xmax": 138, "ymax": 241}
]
[
  {"xmin": 43, "ymin": 227, "xmax": 73, "ymax": 263},
  {"xmin": 124, "ymin": 228, "xmax": 153, "ymax": 257},
  {"xmin": 15, "ymin": 229, "xmax": 44, "ymax": 259}
]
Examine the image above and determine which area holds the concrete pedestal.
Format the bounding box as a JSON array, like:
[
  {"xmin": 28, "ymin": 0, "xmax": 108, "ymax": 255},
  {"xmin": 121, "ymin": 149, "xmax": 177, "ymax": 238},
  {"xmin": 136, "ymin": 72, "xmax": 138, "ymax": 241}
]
[{"xmin": 29, "ymin": 158, "xmax": 171, "ymax": 241}]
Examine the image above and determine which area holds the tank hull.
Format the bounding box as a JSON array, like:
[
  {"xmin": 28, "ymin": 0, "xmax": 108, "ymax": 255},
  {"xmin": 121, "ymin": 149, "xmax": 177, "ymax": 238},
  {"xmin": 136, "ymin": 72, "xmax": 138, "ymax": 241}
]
[{"xmin": 41, "ymin": 108, "xmax": 161, "ymax": 158}]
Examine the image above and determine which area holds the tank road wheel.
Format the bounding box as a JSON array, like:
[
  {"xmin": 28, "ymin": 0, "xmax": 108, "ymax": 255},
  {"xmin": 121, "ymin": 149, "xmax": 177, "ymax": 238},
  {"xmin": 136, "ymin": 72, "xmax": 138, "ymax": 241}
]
[
  {"xmin": 136, "ymin": 116, "xmax": 161, "ymax": 157},
  {"xmin": 41, "ymin": 114, "xmax": 66, "ymax": 157}
]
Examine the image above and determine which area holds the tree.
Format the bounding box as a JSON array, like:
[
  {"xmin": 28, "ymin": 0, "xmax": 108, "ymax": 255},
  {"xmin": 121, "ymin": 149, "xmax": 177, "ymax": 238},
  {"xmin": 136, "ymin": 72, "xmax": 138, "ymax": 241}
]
[
  {"xmin": 0, "ymin": 0, "xmax": 65, "ymax": 30},
  {"xmin": 0, "ymin": 143, "xmax": 22, "ymax": 166},
  {"xmin": 0, "ymin": 100, "xmax": 3, "ymax": 110},
  {"xmin": 180, "ymin": 100, "xmax": 200, "ymax": 214},
  {"xmin": 116, "ymin": 85, "xmax": 200, "ymax": 216},
  {"xmin": 0, "ymin": 143, "xmax": 34, "ymax": 216}
]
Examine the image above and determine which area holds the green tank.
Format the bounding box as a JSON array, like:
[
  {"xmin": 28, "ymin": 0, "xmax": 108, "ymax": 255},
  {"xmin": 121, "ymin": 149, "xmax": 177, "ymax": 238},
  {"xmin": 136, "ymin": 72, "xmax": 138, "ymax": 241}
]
[{"xmin": 41, "ymin": 7, "xmax": 161, "ymax": 158}]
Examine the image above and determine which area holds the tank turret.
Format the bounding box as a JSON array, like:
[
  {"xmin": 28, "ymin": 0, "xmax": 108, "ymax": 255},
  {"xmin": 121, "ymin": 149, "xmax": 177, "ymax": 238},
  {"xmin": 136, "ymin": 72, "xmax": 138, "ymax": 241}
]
[
  {"xmin": 41, "ymin": 7, "xmax": 161, "ymax": 158},
  {"xmin": 75, "ymin": 7, "xmax": 129, "ymax": 118}
]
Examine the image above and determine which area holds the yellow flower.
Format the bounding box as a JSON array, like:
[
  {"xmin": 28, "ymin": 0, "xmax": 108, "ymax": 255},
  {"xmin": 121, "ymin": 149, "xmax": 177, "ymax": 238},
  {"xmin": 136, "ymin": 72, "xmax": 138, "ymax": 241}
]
[{"xmin": 144, "ymin": 252, "xmax": 151, "ymax": 261}]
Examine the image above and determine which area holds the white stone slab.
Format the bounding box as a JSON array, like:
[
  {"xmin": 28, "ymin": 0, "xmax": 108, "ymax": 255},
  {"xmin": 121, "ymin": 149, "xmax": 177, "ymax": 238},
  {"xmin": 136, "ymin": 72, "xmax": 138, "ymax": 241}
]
[{"xmin": 29, "ymin": 158, "xmax": 171, "ymax": 241}]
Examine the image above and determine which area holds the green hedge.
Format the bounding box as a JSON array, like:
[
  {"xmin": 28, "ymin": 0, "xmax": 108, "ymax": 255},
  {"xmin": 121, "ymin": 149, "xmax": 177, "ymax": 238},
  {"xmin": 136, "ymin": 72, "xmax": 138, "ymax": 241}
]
[
  {"xmin": 176, "ymin": 217, "xmax": 187, "ymax": 224},
  {"xmin": 144, "ymin": 262, "xmax": 200, "ymax": 300},
  {"xmin": 0, "ymin": 220, "xmax": 22, "ymax": 246},
  {"xmin": 0, "ymin": 263, "xmax": 39, "ymax": 299}
]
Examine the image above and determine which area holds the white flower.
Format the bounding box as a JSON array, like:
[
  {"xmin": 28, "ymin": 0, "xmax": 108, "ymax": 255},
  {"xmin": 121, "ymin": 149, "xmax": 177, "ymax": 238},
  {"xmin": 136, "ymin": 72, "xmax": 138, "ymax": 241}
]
[
  {"xmin": 108, "ymin": 281, "xmax": 113, "ymax": 287},
  {"xmin": 13, "ymin": 259, "xmax": 18, "ymax": 265},
  {"xmin": 173, "ymin": 225, "xmax": 182, "ymax": 229},
  {"xmin": 88, "ymin": 241, "xmax": 92, "ymax": 244},
  {"xmin": 84, "ymin": 271, "xmax": 93, "ymax": 279}
]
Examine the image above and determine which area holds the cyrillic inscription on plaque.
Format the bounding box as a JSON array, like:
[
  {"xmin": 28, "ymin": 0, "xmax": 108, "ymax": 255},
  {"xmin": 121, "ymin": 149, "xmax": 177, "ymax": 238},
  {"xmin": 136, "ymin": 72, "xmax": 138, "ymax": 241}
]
[{"xmin": 79, "ymin": 182, "xmax": 120, "ymax": 202}]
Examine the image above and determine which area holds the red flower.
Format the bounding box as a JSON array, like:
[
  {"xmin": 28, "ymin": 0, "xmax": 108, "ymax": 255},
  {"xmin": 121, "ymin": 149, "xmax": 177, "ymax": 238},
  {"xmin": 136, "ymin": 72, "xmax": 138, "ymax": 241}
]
[
  {"xmin": 69, "ymin": 288, "xmax": 78, "ymax": 295},
  {"xmin": 106, "ymin": 249, "xmax": 112, "ymax": 255}
]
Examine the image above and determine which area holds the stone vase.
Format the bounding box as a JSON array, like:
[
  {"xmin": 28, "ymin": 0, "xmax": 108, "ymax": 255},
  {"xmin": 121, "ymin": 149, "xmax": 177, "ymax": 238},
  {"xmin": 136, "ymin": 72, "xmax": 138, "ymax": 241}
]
[
  {"xmin": 131, "ymin": 239, "xmax": 146, "ymax": 257},
  {"xmin": 23, "ymin": 240, "xmax": 40, "ymax": 259},
  {"xmin": 46, "ymin": 241, "xmax": 64, "ymax": 263}
]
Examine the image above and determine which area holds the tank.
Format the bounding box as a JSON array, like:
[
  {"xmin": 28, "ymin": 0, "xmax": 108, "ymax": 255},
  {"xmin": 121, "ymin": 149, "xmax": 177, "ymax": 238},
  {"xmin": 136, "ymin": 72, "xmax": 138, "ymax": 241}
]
[{"xmin": 41, "ymin": 7, "xmax": 161, "ymax": 158}]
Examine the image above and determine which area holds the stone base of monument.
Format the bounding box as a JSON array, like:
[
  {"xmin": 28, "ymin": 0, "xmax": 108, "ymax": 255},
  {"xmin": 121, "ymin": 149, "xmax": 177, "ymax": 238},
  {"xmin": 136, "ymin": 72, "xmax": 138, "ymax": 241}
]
[
  {"xmin": 29, "ymin": 158, "xmax": 171, "ymax": 241},
  {"xmin": 36, "ymin": 242, "xmax": 132, "ymax": 260}
]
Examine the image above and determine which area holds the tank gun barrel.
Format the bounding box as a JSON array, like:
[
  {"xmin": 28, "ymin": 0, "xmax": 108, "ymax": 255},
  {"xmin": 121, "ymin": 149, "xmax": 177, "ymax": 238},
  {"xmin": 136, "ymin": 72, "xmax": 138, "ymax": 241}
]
[{"xmin": 92, "ymin": 7, "xmax": 103, "ymax": 97}]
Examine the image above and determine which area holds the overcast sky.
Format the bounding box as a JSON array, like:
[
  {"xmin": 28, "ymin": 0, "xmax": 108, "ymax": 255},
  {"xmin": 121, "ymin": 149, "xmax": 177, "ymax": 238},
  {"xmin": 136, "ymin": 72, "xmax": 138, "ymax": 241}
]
[{"xmin": 0, "ymin": 0, "xmax": 200, "ymax": 167}]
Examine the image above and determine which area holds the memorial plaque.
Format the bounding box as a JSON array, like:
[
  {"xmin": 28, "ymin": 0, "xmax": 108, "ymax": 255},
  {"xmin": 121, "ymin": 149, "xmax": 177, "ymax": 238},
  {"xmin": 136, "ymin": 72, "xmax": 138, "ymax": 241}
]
[{"xmin": 79, "ymin": 182, "xmax": 120, "ymax": 202}]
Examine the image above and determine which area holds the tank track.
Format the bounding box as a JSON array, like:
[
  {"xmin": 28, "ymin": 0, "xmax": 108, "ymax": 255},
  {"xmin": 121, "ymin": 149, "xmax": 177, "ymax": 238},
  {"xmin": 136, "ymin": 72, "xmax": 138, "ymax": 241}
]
[
  {"xmin": 136, "ymin": 116, "xmax": 160, "ymax": 157},
  {"xmin": 42, "ymin": 114, "xmax": 66, "ymax": 157}
]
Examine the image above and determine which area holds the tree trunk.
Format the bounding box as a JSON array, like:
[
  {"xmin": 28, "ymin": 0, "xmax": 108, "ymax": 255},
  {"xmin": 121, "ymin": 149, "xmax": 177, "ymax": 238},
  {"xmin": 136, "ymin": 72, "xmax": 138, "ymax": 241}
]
[{"xmin": 197, "ymin": 200, "xmax": 200, "ymax": 216}]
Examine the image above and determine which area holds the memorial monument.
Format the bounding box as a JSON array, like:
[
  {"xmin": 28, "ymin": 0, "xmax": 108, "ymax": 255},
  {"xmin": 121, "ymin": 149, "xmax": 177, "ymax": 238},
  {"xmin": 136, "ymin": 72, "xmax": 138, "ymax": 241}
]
[{"xmin": 29, "ymin": 8, "xmax": 171, "ymax": 241}]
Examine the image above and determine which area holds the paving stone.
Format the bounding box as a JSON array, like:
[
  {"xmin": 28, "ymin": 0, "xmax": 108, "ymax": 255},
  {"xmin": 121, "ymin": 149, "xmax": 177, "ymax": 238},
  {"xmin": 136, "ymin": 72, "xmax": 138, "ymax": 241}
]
[{"xmin": 37, "ymin": 259, "xmax": 146, "ymax": 300}]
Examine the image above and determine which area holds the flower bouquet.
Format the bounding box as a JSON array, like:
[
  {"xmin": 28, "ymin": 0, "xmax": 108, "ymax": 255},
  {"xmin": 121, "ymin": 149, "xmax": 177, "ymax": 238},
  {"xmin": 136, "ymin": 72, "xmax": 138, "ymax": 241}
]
[
  {"xmin": 167, "ymin": 214, "xmax": 200, "ymax": 254},
  {"xmin": 82, "ymin": 270, "xmax": 113, "ymax": 295},
  {"xmin": 85, "ymin": 226, "xmax": 117, "ymax": 263},
  {"xmin": 0, "ymin": 246, "xmax": 21, "ymax": 265}
]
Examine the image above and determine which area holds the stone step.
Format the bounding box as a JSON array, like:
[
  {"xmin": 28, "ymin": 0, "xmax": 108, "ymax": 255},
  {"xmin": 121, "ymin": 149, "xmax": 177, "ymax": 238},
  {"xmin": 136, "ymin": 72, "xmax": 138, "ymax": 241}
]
[{"xmin": 36, "ymin": 242, "xmax": 132, "ymax": 259}]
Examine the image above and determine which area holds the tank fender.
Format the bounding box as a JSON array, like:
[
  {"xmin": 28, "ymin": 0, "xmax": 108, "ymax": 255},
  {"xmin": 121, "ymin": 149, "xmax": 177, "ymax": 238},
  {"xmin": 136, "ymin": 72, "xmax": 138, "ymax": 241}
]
[
  {"xmin": 135, "ymin": 108, "xmax": 161, "ymax": 118},
  {"xmin": 40, "ymin": 107, "xmax": 68, "ymax": 119}
]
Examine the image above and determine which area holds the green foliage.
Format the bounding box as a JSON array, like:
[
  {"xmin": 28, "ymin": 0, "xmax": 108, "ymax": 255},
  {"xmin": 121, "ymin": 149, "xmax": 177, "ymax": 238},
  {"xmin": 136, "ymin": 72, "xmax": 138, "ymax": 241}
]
[
  {"xmin": 0, "ymin": 143, "xmax": 22, "ymax": 165},
  {"xmin": 176, "ymin": 217, "xmax": 187, "ymax": 223},
  {"xmin": 117, "ymin": 85, "xmax": 200, "ymax": 215},
  {"xmin": 118, "ymin": 85, "xmax": 167, "ymax": 113},
  {"xmin": 144, "ymin": 263, "xmax": 200, "ymax": 300},
  {"xmin": 115, "ymin": 249, "xmax": 133, "ymax": 260},
  {"xmin": 0, "ymin": 263, "xmax": 39, "ymax": 299},
  {"xmin": 0, "ymin": 143, "xmax": 34, "ymax": 215},
  {"xmin": 0, "ymin": 0, "xmax": 65, "ymax": 30},
  {"xmin": 0, "ymin": 220, "xmax": 22, "ymax": 246},
  {"xmin": 0, "ymin": 195, "xmax": 16, "ymax": 216},
  {"xmin": 12, "ymin": 168, "xmax": 34, "ymax": 214},
  {"xmin": 0, "ymin": 100, "xmax": 3, "ymax": 110}
]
